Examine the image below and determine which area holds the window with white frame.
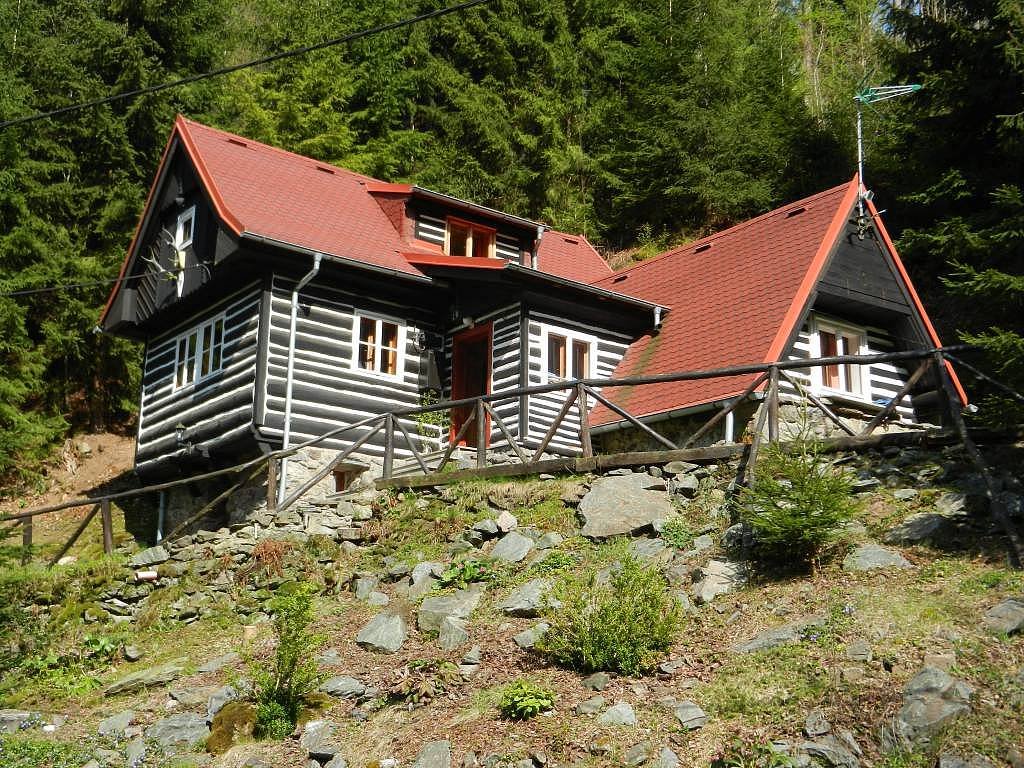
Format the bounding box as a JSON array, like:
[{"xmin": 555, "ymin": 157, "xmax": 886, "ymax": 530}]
[
  {"xmin": 354, "ymin": 313, "xmax": 405, "ymax": 378},
  {"xmin": 544, "ymin": 330, "xmax": 594, "ymax": 382},
  {"xmin": 174, "ymin": 315, "xmax": 224, "ymax": 389},
  {"xmin": 174, "ymin": 206, "xmax": 195, "ymax": 297},
  {"xmin": 810, "ymin": 316, "xmax": 865, "ymax": 397}
]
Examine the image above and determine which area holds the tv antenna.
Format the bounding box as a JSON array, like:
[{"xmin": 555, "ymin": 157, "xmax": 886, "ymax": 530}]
[{"xmin": 854, "ymin": 84, "xmax": 922, "ymax": 217}]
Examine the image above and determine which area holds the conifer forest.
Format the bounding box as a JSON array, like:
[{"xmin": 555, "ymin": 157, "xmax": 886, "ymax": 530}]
[{"xmin": 0, "ymin": 0, "xmax": 1021, "ymax": 482}]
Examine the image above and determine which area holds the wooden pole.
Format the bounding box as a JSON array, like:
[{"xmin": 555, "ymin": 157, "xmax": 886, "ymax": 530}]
[
  {"xmin": 739, "ymin": 391, "xmax": 772, "ymax": 488},
  {"xmin": 767, "ymin": 365, "xmax": 780, "ymax": 444},
  {"xmin": 778, "ymin": 370, "xmax": 856, "ymax": 436},
  {"xmin": 476, "ymin": 400, "xmax": 487, "ymax": 469},
  {"xmin": 578, "ymin": 383, "xmax": 593, "ymax": 458},
  {"xmin": 21, "ymin": 517, "xmax": 32, "ymax": 565},
  {"xmin": 165, "ymin": 464, "xmax": 266, "ymax": 543},
  {"xmin": 100, "ymin": 499, "xmax": 114, "ymax": 555},
  {"xmin": 933, "ymin": 351, "xmax": 1023, "ymax": 568},
  {"xmin": 279, "ymin": 423, "xmax": 383, "ymax": 511},
  {"xmin": 266, "ymin": 458, "xmax": 278, "ymax": 512},
  {"xmin": 483, "ymin": 402, "xmax": 529, "ymax": 463},
  {"xmin": 383, "ymin": 414, "xmax": 395, "ymax": 479},
  {"xmin": 584, "ymin": 386, "xmax": 678, "ymax": 450},
  {"xmin": 435, "ymin": 409, "xmax": 476, "ymax": 476},
  {"xmin": 530, "ymin": 389, "xmax": 579, "ymax": 463},
  {"xmin": 48, "ymin": 504, "xmax": 100, "ymax": 567},
  {"xmin": 393, "ymin": 418, "xmax": 431, "ymax": 475}
]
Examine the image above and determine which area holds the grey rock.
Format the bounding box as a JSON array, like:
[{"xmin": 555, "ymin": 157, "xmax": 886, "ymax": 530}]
[
  {"xmin": 367, "ymin": 591, "xmax": 390, "ymax": 606},
  {"xmin": 0, "ymin": 710, "xmax": 33, "ymax": 734},
  {"xmin": 125, "ymin": 737, "xmax": 146, "ymax": 766},
  {"xmin": 324, "ymin": 758, "xmax": 349, "ymax": 768},
  {"xmin": 651, "ymin": 748, "xmax": 680, "ymax": 768},
  {"xmin": 730, "ymin": 615, "xmax": 826, "ymax": 654},
  {"xmin": 982, "ymin": 597, "xmax": 1024, "ymax": 635},
  {"xmin": 412, "ymin": 561, "xmax": 445, "ymax": 584},
  {"xmin": 130, "ymin": 545, "xmax": 170, "ymax": 567},
  {"xmin": 582, "ymin": 672, "xmax": 610, "ymax": 691},
  {"xmin": 625, "ymin": 741, "xmax": 653, "ymax": 767},
  {"xmin": 145, "ymin": 713, "xmax": 210, "ymax": 749},
  {"xmin": 843, "ymin": 544, "xmax": 912, "ymax": 572},
  {"xmin": 580, "ymin": 474, "xmax": 675, "ymax": 539},
  {"xmin": 489, "ymin": 531, "xmax": 534, "ymax": 563},
  {"xmin": 597, "ymin": 701, "xmax": 636, "ymax": 726},
  {"xmin": 356, "ymin": 613, "xmax": 407, "ymax": 653},
  {"xmin": 169, "ymin": 687, "xmax": 213, "ymax": 707},
  {"xmin": 495, "ymin": 511, "xmax": 518, "ymax": 533},
  {"xmin": 938, "ymin": 755, "xmax": 998, "ymax": 768},
  {"xmin": 123, "ymin": 645, "xmax": 142, "ymax": 662},
  {"xmin": 206, "ymin": 685, "xmax": 238, "ymax": 722},
  {"xmin": 883, "ymin": 513, "xmax": 952, "ymax": 544},
  {"xmin": 412, "ymin": 740, "xmax": 452, "ymax": 768},
  {"xmin": 845, "ymin": 640, "xmax": 872, "ymax": 663},
  {"xmin": 881, "ymin": 666, "xmax": 973, "ymax": 752},
  {"xmin": 462, "ymin": 645, "xmax": 482, "ymax": 665},
  {"xmin": 439, "ymin": 616, "xmax": 470, "ymax": 651},
  {"xmin": 535, "ymin": 532, "xmax": 564, "ymax": 550},
  {"xmin": 472, "ymin": 518, "xmax": 500, "ymax": 537},
  {"xmin": 804, "ymin": 710, "xmax": 832, "ymax": 737},
  {"xmin": 935, "ymin": 492, "xmax": 980, "ymax": 517},
  {"xmin": 576, "ymin": 696, "xmax": 606, "ymax": 715},
  {"xmin": 320, "ymin": 676, "xmax": 366, "ymax": 699},
  {"xmin": 672, "ymin": 701, "xmax": 707, "ymax": 730},
  {"xmin": 893, "ymin": 489, "xmax": 918, "ymax": 501},
  {"xmin": 800, "ymin": 730, "xmax": 862, "ymax": 768},
  {"xmin": 419, "ymin": 586, "xmax": 484, "ymax": 631},
  {"xmin": 498, "ymin": 578, "xmax": 558, "ymax": 618},
  {"xmin": 513, "ymin": 622, "xmax": 550, "ymax": 650},
  {"xmin": 631, "ymin": 538, "xmax": 670, "ymax": 561},
  {"xmin": 197, "ymin": 652, "xmax": 239, "ymax": 673},
  {"xmin": 301, "ymin": 719, "xmax": 342, "ymax": 762},
  {"xmin": 692, "ymin": 559, "xmax": 747, "ymax": 604},
  {"xmin": 672, "ymin": 474, "xmax": 700, "ymax": 497},
  {"xmin": 690, "ymin": 534, "xmax": 714, "ymax": 554},
  {"xmin": 353, "ymin": 575, "xmax": 380, "ymax": 601},
  {"xmin": 104, "ymin": 662, "xmax": 183, "ymax": 696},
  {"xmin": 664, "ymin": 461, "xmax": 699, "ymax": 475},
  {"xmin": 97, "ymin": 710, "xmax": 133, "ymax": 738}
]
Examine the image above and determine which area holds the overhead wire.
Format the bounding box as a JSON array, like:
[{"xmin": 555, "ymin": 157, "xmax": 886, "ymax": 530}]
[
  {"xmin": 0, "ymin": 263, "xmax": 209, "ymax": 298},
  {"xmin": 0, "ymin": 0, "xmax": 495, "ymax": 131}
]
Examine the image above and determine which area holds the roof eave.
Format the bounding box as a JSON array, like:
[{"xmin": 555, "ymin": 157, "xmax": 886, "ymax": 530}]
[
  {"xmin": 411, "ymin": 186, "xmax": 541, "ymax": 231},
  {"xmin": 504, "ymin": 262, "xmax": 669, "ymax": 314}
]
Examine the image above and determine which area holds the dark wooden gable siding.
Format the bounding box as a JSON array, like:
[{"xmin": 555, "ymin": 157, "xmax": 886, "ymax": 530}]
[
  {"xmin": 136, "ymin": 284, "xmax": 262, "ymax": 474},
  {"xmin": 259, "ymin": 274, "xmax": 443, "ymax": 458},
  {"xmin": 817, "ymin": 221, "xmax": 915, "ymax": 316}
]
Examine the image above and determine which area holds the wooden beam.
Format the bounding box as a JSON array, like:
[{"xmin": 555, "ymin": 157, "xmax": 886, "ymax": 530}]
[
  {"xmin": 394, "ymin": 418, "xmax": 431, "ymax": 475},
  {"xmin": 100, "ymin": 499, "xmax": 114, "ymax": 555},
  {"xmin": 859, "ymin": 359, "xmax": 931, "ymax": 436},
  {"xmin": 778, "ymin": 369, "xmax": 856, "ymax": 437},
  {"xmin": 21, "ymin": 516, "xmax": 32, "ymax": 565},
  {"xmin": 682, "ymin": 373, "xmax": 767, "ymax": 449},
  {"xmin": 279, "ymin": 423, "xmax": 383, "ymax": 512},
  {"xmin": 483, "ymin": 402, "xmax": 529, "ymax": 464},
  {"xmin": 165, "ymin": 463, "xmax": 266, "ymax": 543},
  {"xmin": 767, "ymin": 365, "xmax": 780, "ymax": 444},
  {"xmin": 48, "ymin": 503, "xmax": 101, "ymax": 567},
  {"xmin": 578, "ymin": 384, "xmax": 593, "ymax": 458},
  {"xmin": 476, "ymin": 401, "xmax": 487, "ymax": 469},
  {"xmin": 383, "ymin": 414, "xmax": 395, "ymax": 479},
  {"xmin": 530, "ymin": 388, "xmax": 578, "ymax": 463},
  {"xmin": 585, "ymin": 386, "xmax": 678, "ymax": 450},
  {"xmin": 266, "ymin": 458, "xmax": 278, "ymax": 512}
]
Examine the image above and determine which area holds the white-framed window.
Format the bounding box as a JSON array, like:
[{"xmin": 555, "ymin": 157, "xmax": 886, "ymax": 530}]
[
  {"xmin": 809, "ymin": 315, "xmax": 866, "ymax": 398},
  {"xmin": 542, "ymin": 328, "xmax": 595, "ymax": 382},
  {"xmin": 174, "ymin": 315, "xmax": 224, "ymax": 390},
  {"xmin": 174, "ymin": 206, "xmax": 195, "ymax": 298},
  {"xmin": 353, "ymin": 312, "xmax": 406, "ymax": 378},
  {"xmin": 445, "ymin": 217, "xmax": 495, "ymax": 259}
]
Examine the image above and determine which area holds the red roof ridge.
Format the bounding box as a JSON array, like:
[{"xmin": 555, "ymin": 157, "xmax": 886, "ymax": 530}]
[
  {"xmin": 177, "ymin": 115, "xmax": 384, "ymax": 188},
  {"xmin": 592, "ymin": 178, "xmax": 857, "ymax": 286}
]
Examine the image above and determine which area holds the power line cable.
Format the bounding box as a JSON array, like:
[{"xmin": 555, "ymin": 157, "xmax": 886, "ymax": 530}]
[
  {"xmin": 0, "ymin": 0, "xmax": 494, "ymax": 131},
  {"xmin": 0, "ymin": 264, "xmax": 208, "ymax": 298}
]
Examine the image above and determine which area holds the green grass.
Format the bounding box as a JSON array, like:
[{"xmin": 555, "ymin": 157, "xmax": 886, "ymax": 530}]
[{"xmin": 0, "ymin": 736, "xmax": 92, "ymax": 768}]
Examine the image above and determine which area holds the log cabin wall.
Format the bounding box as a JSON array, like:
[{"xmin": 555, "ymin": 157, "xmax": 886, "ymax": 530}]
[{"xmin": 136, "ymin": 283, "xmax": 262, "ymax": 474}]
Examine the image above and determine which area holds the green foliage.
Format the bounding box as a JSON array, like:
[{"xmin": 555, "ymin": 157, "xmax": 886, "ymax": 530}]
[
  {"xmin": 711, "ymin": 739, "xmax": 798, "ymax": 768},
  {"xmin": 250, "ymin": 584, "xmax": 323, "ymax": 737},
  {"xmin": 660, "ymin": 516, "xmax": 694, "ymax": 550},
  {"xmin": 537, "ymin": 555, "xmax": 682, "ymax": 675},
  {"xmin": 739, "ymin": 441, "xmax": 856, "ymax": 566},
  {"xmin": 499, "ymin": 679, "xmax": 556, "ymax": 720},
  {"xmin": 254, "ymin": 700, "xmax": 293, "ymax": 740},
  {"xmin": 0, "ymin": 736, "xmax": 91, "ymax": 768},
  {"xmin": 436, "ymin": 558, "xmax": 498, "ymax": 590},
  {"xmin": 390, "ymin": 659, "xmax": 462, "ymax": 706}
]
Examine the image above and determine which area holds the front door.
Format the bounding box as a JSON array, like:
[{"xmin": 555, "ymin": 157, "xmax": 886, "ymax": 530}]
[{"xmin": 450, "ymin": 323, "xmax": 492, "ymax": 447}]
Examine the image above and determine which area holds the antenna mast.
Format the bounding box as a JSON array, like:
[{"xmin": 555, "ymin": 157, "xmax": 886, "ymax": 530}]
[{"xmin": 853, "ymin": 84, "xmax": 922, "ymax": 217}]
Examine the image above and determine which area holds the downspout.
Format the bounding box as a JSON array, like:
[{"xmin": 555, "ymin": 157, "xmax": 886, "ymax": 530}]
[
  {"xmin": 530, "ymin": 225, "xmax": 544, "ymax": 269},
  {"xmin": 278, "ymin": 253, "xmax": 323, "ymax": 506},
  {"xmin": 156, "ymin": 490, "xmax": 166, "ymax": 543}
]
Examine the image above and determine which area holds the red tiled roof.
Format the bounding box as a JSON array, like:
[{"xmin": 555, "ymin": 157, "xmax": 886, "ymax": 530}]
[
  {"xmin": 537, "ymin": 231, "xmax": 612, "ymax": 283},
  {"xmin": 588, "ymin": 179, "xmax": 861, "ymax": 425},
  {"xmin": 176, "ymin": 117, "xmax": 424, "ymax": 276}
]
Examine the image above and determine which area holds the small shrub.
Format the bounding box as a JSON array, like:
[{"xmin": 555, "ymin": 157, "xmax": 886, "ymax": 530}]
[
  {"xmin": 537, "ymin": 555, "xmax": 682, "ymax": 675},
  {"xmin": 739, "ymin": 440, "xmax": 857, "ymax": 566},
  {"xmin": 660, "ymin": 516, "xmax": 693, "ymax": 549},
  {"xmin": 390, "ymin": 659, "xmax": 462, "ymax": 706},
  {"xmin": 250, "ymin": 584, "xmax": 323, "ymax": 738},
  {"xmin": 499, "ymin": 679, "xmax": 555, "ymax": 720},
  {"xmin": 436, "ymin": 559, "xmax": 497, "ymax": 589}
]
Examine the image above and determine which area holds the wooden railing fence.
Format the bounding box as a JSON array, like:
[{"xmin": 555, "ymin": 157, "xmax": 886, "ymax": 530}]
[{"xmin": 4, "ymin": 344, "xmax": 1022, "ymax": 568}]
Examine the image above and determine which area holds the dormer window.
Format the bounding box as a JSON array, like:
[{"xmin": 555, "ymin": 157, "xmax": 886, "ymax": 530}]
[{"xmin": 446, "ymin": 218, "xmax": 495, "ymax": 259}]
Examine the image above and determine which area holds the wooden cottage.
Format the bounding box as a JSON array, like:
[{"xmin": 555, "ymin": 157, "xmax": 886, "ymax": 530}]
[{"xmin": 100, "ymin": 117, "xmax": 962, "ymax": 501}]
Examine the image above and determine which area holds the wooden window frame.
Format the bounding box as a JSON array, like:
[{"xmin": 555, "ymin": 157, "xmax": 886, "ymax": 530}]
[
  {"xmin": 444, "ymin": 216, "xmax": 496, "ymax": 259},
  {"xmin": 809, "ymin": 314, "xmax": 867, "ymax": 401},
  {"xmin": 352, "ymin": 311, "xmax": 406, "ymax": 380},
  {"xmin": 541, "ymin": 327, "xmax": 596, "ymax": 383},
  {"xmin": 173, "ymin": 314, "xmax": 225, "ymax": 391}
]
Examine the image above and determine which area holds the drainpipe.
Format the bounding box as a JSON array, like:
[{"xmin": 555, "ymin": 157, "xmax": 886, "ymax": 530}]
[
  {"xmin": 156, "ymin": 490, "xmax": 166, "ymax": 543},
  {"xmin": 278, "ymin": 253, "xmax": 323, "ymax": 506},
  {"xmin": 530, "ymin": 225, "xmax": 544, "ymax": 269}
]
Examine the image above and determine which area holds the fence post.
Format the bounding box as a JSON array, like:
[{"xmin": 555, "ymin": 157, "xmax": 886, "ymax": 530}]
[
  {"xmin": 21, "ymin": 516, "xmax": 32, "ymax": 565},
  {"xmin": 577, "ymin": 383, "xmax": 593, "ymax": 457},
  {"xmin": 383, "ymin": 414, "xmax": 394, "ymax": 480},
  {"xmin": 767, "ymin": 365, "xmax": 780, "ymax": 443},
  {"xmin": 100, "ymin": 499, "xmax": 114, "ymax": 555},
  {"xmin": 476, "ymin": 400, "xmax": 487, "ymax": 469},
  {"xmin": 266, "ymin": 458, "xmax": 278, "ymax": 512}
]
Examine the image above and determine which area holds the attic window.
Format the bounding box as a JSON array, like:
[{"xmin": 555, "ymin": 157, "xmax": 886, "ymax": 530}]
[
  {"xmin": 227, "ymin": 138, "xmax": 247, "ymax": 147},
  {"xmin": 563, "ymin": 237, "xmax": 578, "ymax": 245},
  {"xmin": 785, "ymin": 206, "xmax": 807, "ymax": 218},
  {"xmin": 315, "ymin": 165, "xmax": 336, "ymax": 175},
  {"xmin": 446, "ymin": 218, "xmax": 495, "ymax": 259},
  {"xmin": 694, "ymin": 243, "xmax": 712, "ymax": 253}
]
